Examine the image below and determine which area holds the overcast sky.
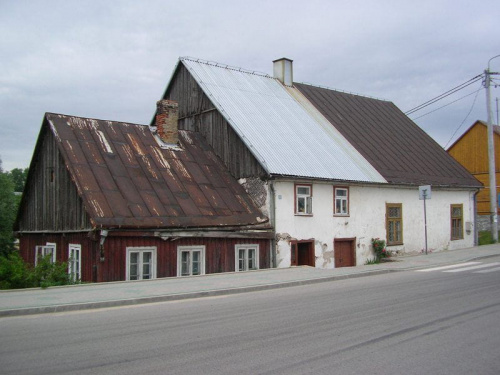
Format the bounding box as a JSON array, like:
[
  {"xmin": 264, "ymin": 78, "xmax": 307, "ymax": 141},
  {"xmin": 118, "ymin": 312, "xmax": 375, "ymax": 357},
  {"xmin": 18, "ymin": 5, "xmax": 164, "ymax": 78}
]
[{"xmin": 1, "ymin": 0, "xmax": 499, "ymax": 171}]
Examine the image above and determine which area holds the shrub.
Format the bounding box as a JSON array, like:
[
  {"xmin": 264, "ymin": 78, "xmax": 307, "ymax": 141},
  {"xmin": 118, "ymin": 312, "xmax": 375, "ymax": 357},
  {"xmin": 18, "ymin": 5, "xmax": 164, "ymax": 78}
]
[
  {"xmin": 0, "ymin": 251, "xmax": 30, "ymax": 289},
  {"xmin": 0, "ymin": 251, "xmax": 73, "ymax": 289},
  {"xmin": 371, "ymin": 238, "xmax": 390, "ymax": 261}
]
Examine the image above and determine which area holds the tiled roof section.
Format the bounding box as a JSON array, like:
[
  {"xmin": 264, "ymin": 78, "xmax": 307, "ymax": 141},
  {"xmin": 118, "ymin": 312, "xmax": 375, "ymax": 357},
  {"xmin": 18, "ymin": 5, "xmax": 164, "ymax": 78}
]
[
  {"xmin": 46, "ymin": 113, "xmax": 269, "ymax": 229},
  {"xmin": 295, "ymin": 83, "xmax": 482, "ymax": 187}
]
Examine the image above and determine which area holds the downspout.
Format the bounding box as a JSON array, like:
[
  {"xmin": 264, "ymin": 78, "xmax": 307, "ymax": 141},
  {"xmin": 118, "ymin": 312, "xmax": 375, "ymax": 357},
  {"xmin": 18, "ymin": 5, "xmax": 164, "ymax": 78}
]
[
  {"xmin": 473, "ymin": 190, "xmax": 479, "ymax": 246},
  {"xmin": 99, "ymin": 229, "xmax": 109, "ymax": 262},
  {"xmin": 269, "ymin": 180, "xmax": 277, "ymax": 268}
]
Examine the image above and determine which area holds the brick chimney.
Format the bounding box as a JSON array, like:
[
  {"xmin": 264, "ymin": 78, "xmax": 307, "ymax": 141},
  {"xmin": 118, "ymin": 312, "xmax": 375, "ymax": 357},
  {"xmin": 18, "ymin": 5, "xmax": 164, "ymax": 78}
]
[
  {"xmin": 273, "ymin": 58, "xmax": 293, "ymax": 86},
  {"xmin": 156, "ymin": 100, "xmax": 179, "ymax": 145}
]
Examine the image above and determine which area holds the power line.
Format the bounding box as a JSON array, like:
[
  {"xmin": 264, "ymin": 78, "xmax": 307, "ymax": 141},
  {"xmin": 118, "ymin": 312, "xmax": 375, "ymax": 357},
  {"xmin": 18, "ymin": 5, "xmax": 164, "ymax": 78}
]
[
  {"xmin": 443, "ymin": 85, "xmax": 482, "ymax": 149},
  {"xmin": 405, "ymin": 74, "xmax": 483, "ymax": 115},
  {"xmin": 410, "ymin": 85, "xmax": 483, "ymax": 121}
]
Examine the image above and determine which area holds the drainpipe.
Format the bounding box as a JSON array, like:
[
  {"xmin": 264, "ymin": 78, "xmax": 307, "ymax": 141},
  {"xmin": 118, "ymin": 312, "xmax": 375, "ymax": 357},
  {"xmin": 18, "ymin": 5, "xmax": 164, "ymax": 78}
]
[
  {"xmin": 99, "ymin": 229, "xmax": 109, "ymax": 262},
  {"xmin": 473, "ymin": 190, "xmax": 479, "ymax": 246},
  {"xmin": 269, "ymin": 180, "xmax": 277, "ymax": 268}
]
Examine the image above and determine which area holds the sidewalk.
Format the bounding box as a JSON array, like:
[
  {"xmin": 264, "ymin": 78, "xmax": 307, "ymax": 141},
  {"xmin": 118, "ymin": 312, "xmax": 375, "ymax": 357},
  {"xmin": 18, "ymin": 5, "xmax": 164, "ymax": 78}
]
[{"xmin": 1, "ymin": 244, "xmax": 499, "ymax": 317}]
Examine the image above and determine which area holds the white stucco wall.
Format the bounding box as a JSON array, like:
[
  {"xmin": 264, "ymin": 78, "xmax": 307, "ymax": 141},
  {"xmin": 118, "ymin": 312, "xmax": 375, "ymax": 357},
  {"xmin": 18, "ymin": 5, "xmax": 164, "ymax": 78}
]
[{"xmin": 271, "ymin": 180, "xmax": 476, "ymax": 269}]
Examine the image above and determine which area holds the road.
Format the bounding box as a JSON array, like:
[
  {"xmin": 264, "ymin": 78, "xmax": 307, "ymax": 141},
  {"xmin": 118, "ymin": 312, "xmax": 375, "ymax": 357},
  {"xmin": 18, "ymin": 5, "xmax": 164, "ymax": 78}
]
[{"xmin": 1, "ymin": 256, "xmax": 500, "ymax": 374}]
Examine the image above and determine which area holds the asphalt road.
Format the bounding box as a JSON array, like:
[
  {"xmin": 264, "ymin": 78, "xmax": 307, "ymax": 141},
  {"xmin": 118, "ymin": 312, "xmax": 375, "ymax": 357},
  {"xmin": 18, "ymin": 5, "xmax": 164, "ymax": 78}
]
[{"xmin": 2, "ymin": 256, "xmax": 500, "ymax": 375}]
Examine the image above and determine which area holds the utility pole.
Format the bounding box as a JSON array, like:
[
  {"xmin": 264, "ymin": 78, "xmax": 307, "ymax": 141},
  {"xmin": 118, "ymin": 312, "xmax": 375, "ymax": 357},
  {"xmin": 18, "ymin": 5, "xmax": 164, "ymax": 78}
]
[{"xmin": 485, "ymin": 55, "xmax": 500, "ymax": 242}]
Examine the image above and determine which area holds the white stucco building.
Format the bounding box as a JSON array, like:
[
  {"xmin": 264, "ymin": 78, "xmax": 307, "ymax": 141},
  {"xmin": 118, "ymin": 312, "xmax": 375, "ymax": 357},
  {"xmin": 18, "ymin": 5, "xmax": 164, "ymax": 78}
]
[{"xmin": 160, "ymin": 57, "xmax": 482, "ymax": 269}]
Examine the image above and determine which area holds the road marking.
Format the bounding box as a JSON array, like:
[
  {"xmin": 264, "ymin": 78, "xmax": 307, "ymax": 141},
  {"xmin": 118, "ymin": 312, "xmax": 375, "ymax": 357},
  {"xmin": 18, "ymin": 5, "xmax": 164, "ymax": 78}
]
[
  {"xmin": 416, "ymin": 262, "xmax": 481, "ymax": 272},
  {"xmin": 443, "ymin": 262, "xmax": 500, "ymax": 273},
  {"xmin": 474, "ymin": 266, "xmax": 500, "ymax": 274}
]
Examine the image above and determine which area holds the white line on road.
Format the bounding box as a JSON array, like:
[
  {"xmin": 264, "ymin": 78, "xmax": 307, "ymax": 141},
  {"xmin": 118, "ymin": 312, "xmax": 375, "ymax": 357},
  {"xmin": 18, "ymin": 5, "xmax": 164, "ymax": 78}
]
[
  {"xmin": 416, "ymin": 262, "xmax": 481, "ymax": 272},
  {"xmin": 443, "ymin": 262, "xmax": 500, "ymax": 273},
  {"xmin": 474, "ymin": 266, "xmax": 500, "ymax": 274}
]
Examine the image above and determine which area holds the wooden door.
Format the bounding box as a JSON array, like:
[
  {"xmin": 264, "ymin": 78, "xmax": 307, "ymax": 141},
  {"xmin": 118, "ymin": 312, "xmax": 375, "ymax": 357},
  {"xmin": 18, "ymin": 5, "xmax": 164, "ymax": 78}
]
[{"xmin": 334, "ymin": 239, "xmax": 355, "ymax": 267}]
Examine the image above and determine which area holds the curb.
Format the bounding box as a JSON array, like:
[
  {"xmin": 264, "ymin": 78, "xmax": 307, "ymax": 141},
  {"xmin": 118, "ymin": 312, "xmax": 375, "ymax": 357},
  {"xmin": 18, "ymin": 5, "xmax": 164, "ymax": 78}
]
[{"xmin": 0, "ymin": 268, "xmax": 399, "ymax": 318}]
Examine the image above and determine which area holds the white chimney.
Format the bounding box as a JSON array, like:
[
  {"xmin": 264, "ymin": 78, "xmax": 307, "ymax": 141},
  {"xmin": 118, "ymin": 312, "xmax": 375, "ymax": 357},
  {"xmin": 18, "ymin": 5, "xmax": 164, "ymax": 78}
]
[{"xmin": 273, "ymin": 58, "xmax": 293, "ymax": 86}]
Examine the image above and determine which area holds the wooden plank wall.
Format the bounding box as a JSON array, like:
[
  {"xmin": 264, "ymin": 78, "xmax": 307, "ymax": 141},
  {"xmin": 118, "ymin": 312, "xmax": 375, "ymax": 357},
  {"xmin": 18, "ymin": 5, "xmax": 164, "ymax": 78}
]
[
  {"xmin": 165, "ymin": 64, "xmax": 267, "ymax": 179},
  {"xmin": 19, "ymin": 233, "xmax": 98, "ymax": 282},
  {"xmin": 100, "ymin": 236, "xmax": 271, "ymax": 282},
  {"xmin": 448, "ymin": 122, "xmax": 500, "ymax": 215},
  {"xmin": 17, "ymin": 125, "xmax": 91, "ymax": 232}
]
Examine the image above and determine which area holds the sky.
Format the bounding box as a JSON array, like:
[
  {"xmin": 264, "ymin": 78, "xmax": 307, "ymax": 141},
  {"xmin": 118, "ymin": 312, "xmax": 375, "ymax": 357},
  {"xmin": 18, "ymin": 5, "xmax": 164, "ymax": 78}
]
[{"xmin": 1, "ymin": 0, "xmax": 499, "ymax": 171}]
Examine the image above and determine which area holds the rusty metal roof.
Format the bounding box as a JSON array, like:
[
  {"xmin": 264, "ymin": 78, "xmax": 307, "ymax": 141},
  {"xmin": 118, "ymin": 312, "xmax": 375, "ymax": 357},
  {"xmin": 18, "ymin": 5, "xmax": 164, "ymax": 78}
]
[
  {"xmin": 46, "ymin": 113, "xmax": 270, "ymax": 229},
  {"xmin": 295, "ymin": 83, "xmax": 482, "ymax": 187}
]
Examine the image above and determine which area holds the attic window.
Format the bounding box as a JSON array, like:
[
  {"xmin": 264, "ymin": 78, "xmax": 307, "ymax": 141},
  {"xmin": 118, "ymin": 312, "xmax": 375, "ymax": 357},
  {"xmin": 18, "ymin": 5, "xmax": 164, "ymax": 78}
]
[{"xmin": 96, "ymin": 130, "xmax": 113, "ymax": 154}]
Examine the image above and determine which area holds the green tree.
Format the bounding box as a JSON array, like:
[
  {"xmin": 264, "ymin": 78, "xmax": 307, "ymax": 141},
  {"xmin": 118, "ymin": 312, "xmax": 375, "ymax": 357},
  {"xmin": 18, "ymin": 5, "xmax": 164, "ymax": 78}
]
[
  {"xmin": 0, "ymin": 158, "xmax": 17, "ymax": 256},
  {"xmin": 6, "ymin": 168, "xmax": 28, "ymax": 192}
]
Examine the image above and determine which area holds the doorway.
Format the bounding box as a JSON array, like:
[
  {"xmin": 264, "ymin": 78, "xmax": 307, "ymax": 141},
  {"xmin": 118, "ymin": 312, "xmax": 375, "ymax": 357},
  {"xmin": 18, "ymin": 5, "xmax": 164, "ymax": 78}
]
[
  {"xmin": 290, "ymin": 240, "xmax": 315, "ymax": 267},
  {"xmin": 334, "ymin": 238, "xmax": 356, "ymax": 267}
]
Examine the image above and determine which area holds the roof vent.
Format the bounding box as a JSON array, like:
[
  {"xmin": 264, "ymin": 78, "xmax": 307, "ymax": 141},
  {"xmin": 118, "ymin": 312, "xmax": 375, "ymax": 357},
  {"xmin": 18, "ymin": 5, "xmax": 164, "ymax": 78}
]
[{"xmin": 273, "ymin": 58, "xmax": 293, "ymax": 86}]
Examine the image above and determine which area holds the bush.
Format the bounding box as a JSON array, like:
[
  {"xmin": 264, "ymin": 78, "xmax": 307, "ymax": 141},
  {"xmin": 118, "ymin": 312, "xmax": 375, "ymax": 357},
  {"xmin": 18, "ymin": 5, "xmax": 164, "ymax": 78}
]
[
  {"xmin": 0, "ymin": 252, "xmax": 73, "ymax": 289},
  {"xmin": 371, "ymin": 238, "xmax": 390, "ymax": 261},
  {"xmin": 0, "ymin": 251, "xmax": 30, "ymax": 289}
]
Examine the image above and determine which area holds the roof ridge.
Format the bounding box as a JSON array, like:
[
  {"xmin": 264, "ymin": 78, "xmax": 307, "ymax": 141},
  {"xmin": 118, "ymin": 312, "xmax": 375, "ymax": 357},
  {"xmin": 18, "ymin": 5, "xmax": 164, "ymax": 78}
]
[
  {"xmin": 46, "ymin": 112, "xmax": 148, "ymax": 128},
  {"xmin": 180, "ymin": 56, "xmax": 273, "ymax": 79},
  {"xmin": 295, "ymin": 81, "xmax": 390, "ymax": 102}
]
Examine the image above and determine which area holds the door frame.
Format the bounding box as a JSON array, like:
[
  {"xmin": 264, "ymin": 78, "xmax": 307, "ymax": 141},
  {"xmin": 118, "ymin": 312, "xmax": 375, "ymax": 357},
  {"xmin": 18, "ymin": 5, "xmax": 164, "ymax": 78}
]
[{"xmin": 290, "ymin": 239, "xmax": 315, "ymax": 267}]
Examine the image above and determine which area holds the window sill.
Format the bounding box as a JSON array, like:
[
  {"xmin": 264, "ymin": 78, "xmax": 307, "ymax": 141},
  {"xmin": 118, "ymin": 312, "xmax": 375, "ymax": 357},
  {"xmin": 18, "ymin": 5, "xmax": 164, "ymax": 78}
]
[
  {"xmin": 387, "ymin": 242, "xmax": 403, "ymax": 246},
  {"xmin": 334, "ymin": 214, "xmax": 350, "ymax": 217},
  {"xmin": 295, "ymin": 213, "xmax": 313, "ymax": 217}
]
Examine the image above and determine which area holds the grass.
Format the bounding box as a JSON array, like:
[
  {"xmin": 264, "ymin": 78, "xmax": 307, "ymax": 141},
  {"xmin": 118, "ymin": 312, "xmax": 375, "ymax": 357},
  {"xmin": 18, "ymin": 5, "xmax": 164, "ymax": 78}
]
[{"xmin": 478, "ymin": 231, "xmax": 499, "ymax": 245}]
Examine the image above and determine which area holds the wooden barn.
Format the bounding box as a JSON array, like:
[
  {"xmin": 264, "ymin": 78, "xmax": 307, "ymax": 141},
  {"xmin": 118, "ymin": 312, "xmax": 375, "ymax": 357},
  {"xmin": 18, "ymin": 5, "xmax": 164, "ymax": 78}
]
[{"xmin": 15, "ymin": 104, "xmax": 272, "ymax": 283}]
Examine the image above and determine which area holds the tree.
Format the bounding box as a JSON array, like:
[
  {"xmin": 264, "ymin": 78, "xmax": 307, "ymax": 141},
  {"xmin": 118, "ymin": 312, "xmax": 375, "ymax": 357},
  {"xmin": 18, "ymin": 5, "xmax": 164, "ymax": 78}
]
[
  {"xmin": 7, "ymin": 168, "xmax": 28, "ymax": 192},
  {"xmin": 0, "ymin": 158, "xmax": 17, "ymax": 256}
]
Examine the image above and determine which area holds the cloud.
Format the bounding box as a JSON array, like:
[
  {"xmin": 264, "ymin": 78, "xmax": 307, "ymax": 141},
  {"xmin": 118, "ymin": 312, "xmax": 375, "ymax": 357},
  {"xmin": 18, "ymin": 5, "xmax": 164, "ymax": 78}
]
[{"xmin": 0, "ymin": 0, "xmax": 499, "ymax": 170}]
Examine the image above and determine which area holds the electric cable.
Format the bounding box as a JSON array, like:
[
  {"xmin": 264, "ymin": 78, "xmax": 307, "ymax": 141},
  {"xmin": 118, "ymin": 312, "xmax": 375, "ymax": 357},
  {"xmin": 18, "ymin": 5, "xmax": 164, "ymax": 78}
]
[
  {"xmin": 443, "ymin": 84, "xmax": 483, "ymax": 149},
  {"xmin": 405, "ymin": 74, "xmax": 483, "ymax": 115}
]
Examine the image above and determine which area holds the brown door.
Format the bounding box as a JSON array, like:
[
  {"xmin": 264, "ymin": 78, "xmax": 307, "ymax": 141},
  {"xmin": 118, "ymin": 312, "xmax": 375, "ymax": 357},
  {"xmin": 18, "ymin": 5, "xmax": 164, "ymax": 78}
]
[
  {"xmin": 334, "ymin": 239, "xmax": 355, "ymax": 267},
  {"xmin": 290, "ymin": 240, "xmax": 315, "ymax": 267}
]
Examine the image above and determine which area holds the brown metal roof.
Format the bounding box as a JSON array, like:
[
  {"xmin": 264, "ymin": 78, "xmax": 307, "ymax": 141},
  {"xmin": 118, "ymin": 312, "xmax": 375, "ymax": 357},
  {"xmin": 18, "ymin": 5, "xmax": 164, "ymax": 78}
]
[
  {"xmin": 46, "ymin": 113, "xmax": 269, "ymax": 229},
  {"xmin": 295, "ymin": 83, "xmax": 482, "ymax": 187}
]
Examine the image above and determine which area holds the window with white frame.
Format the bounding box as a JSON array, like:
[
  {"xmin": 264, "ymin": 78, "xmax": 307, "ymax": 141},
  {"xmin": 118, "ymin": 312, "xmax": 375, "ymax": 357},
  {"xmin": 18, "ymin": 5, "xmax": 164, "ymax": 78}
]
[
  {"xmin": 68, "ymin": 244, "xmax": 81, "ymax": 282},
  {"xmin": 334, "ymin": 187, "xmax": 349, "ymax": 215},
  {"xmin": 177, "ymin": 246, "xmax": 205, "ymax": 276},
  {"xmin": 126, "ymin": 247, "xmax": 157, "ymax": 281},
  {"xmin": 35, "ymin": 243, "xmax": 56, "ymax": 265},
  {"xmin": 235, "ymin": 245, "xmax": 259, "ymax": 272},
  {"xmin": 295, "ymin": 184, "xmax": 312, "ymax": 215}
]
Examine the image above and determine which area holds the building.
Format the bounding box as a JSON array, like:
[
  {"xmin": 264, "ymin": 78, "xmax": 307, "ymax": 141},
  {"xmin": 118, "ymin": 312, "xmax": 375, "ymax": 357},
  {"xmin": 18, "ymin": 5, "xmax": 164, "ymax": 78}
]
[
  {"xmin": 16, "ymin": 57, "xmax": 482, "ymax": 282},
  {"xmin": 157, "ymin": 57, "xmax": 481, "ymax": 267},
  {"xmin": 15, "ymin": 106, "xmax": 272, "ymax": 283},
  {"xmin": 447, "ymin": 120, "xmax": 498, "ymax": 230}
]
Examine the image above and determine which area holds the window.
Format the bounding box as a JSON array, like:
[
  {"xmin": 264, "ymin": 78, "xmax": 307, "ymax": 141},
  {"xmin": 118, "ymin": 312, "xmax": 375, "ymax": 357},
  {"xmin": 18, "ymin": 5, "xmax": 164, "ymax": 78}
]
[
  {"xmin": 295, "ymin": 184, "xmax": 312, "ymax": 215},
  {"xmin": 451, "ymin": 204, "xmax": 464, "ymax": 240},
  {"xmin": 386, "ymin": 203, "xmax": 403, "ymax": 245},
  {"xmin": 235, "ymin": 245, "xmax": 259, "ymax": 272},
  {"xmin": 68, "ymin": 244, "xmax": 81, "ymax": 282},
  {"xmin": 334, "ymin": 187, "xmax": 349, "ymax": 215},
  {"xmin": 177, "ymin": 246, "xmax": 205, "ymax": 276},
  {"xmin": 126, "ymin": 247, "xmax": 157, "ymax": 281},
  {"xmin": 35, "ymin": 243, "xmax": 56, "ymax": 265}
]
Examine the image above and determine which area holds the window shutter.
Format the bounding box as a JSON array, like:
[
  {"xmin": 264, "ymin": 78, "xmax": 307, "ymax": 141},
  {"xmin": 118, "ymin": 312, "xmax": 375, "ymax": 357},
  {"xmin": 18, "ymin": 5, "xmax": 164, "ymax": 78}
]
[{"xmin": 307, "ymin": 197, "xmax": 312, "ymax": 214}]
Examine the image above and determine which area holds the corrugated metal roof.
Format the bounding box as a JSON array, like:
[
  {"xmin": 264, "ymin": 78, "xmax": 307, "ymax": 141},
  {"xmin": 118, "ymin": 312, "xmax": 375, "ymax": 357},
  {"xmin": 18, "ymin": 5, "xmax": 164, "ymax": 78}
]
[
  {"xmin": 295, "ymin": 83, "xmax": 482, "ymax": 187},
  {"xmin": 180, "ymin": 57, "xmax": 386, "ymax": 183},
  {"xmin": 46, "ymin": 113, "xmax": 270, "ymax": 229}
]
